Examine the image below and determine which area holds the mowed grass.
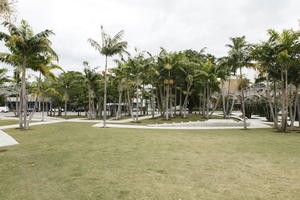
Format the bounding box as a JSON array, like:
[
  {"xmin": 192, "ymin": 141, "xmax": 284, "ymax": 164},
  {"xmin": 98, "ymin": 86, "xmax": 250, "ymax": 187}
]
[
  {"xmin": 0, "ymin": 120, "xmax": 20, "ymax": 126},
  {"xmin": 0, "ymin": 120, "xmax": 40, "ymax": 126},
  {"xmin": 1, "ymin": 123, "xmax": 300, "ymax": 200}
]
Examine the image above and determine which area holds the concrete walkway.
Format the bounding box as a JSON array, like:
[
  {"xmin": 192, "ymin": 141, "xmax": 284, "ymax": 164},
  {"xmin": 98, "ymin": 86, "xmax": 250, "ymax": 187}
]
[{"xmin": 0, "ymin": 130, "xmax": 18, "ymax": 147}]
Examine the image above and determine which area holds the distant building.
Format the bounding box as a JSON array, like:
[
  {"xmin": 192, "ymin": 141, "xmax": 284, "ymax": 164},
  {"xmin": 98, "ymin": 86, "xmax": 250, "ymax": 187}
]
[
  {"xmin": 221, "ymin": 79, "xmax": 242, "ymax": 94},
  {"xmin": 5, "ymin": 95, "xmax": 50, "ymax": 111}
]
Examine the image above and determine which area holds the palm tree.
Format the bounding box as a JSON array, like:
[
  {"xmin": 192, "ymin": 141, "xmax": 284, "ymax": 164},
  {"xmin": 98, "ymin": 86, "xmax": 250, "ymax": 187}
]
[
  {"xmin": 0, "ymin": 0, "xmax": 16, "ymax": 20},
  {"xmin": 251, "ymin": 29, "xmax": 300, "ymax": 132},
  {"xmin": 58, "ymin": 72, "xmax": 80, "ymax": 118},
  {"xmin": 0, "ymin": 20, "xmax": 58, "ymax": 129},
  {"xmin": 0, "ymin": 68, "xmax": 10, "ymax": 86},
  {"xmin": 226, "ymin": 36, "xmax": 251, "ymax": 129},
  {"xmin": 111, "ymin": 60, "xmax": 129, "ymax": 120},
  {"xmin": 88, "ymin": 26, "xmax": 128, "ymax": 127},
  {"xmin": 83, "ymin": 61, "xmax": 100, "ymax": 120}
]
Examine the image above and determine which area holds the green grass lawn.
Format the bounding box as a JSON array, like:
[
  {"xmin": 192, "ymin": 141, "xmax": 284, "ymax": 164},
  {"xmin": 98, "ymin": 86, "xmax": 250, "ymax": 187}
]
[
  {"xmin": 0, "ymin": 120, "xmax": 20, "ymax": 126},
  {"xmin": 0, "ymin": 120, "xmax": 39, "ymax": 126},
  {"xmin": 123, "ymin": 114, "xmax": 239, "ymax": 125},
  {"xmin": 1, "ymin": 123, "xmax": 300, "ymax": 199}
]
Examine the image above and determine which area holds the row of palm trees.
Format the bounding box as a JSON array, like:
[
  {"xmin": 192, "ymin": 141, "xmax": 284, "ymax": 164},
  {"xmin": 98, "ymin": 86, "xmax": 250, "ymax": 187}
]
[{"xmin": 0, "ymin": 19, "xmax": 299, "ymax": 132}]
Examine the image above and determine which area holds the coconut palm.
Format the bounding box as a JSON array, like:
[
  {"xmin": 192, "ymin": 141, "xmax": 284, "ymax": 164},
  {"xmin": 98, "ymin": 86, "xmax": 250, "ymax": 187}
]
[
  {"xmin": 0, "ymin": 20, "xmax": 58, "ymax": 129},
  {"xmin": 88, "ymin": 26, "xmax": 128, "ymax": 127}
]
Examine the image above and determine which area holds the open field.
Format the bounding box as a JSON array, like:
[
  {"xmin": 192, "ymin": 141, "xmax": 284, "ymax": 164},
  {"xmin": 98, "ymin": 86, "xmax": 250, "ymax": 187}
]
[{"xmin": 1, "ymin": 123, "xmax": 300, "ymax": 200}]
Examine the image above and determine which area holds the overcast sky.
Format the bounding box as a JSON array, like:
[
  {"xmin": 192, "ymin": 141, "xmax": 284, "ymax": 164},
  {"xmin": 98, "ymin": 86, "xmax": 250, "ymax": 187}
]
[{"xmin": 2, "ymin": 0, "xmax": 300, "ymax": 78}]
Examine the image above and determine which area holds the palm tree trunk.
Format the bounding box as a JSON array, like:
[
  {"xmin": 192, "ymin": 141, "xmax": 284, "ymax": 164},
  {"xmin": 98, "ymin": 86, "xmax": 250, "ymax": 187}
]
[
  {"xmin": 241, "ymin": 89, "xmax": 247, "ymax": 129},
  {"xmin": 183, "ymin": 84, "xmax": 192, "ymax": 118},
  {"xmin": 265, "ymin": 73, "xmax": 278, "ymax": 129},
  {"xmin": 64, "ymin": 100, "xmax": 67, "ymax": 118},
  {"xmin": 225, "ymin": 79, "xmax": 232, "ymax": 118},
  {"xmin": 117, "ymin": 87, "xmax": 122, "ymax": 120},
  {"xmin": 155, "ymin": 89, "xmax": 162, "ymax": 115},
  {"xmin": 151, "ymin": 90, "xmax": 155, "ymax": 119},
  {"xmin": 221, "ymin": 81, "xmax": 226, "ymax": 118},
  {"xmin": 160, "ymin": 86, "xmax": 165, "ymax": 117},
  {"xmin": 88, "ymin": 92, "xmax": 91, "ymax": 120},
  {"xmin": 170, "ymin": 86, "xmax": 174, "ymax": 118},
  {"xmin": 21, "ymin": 64, "xmax": 28, "ymax": 130},
  {"xmin": 240, "ymin": 68, "xmax": 247, "ymax": 130},
  {"xmin": 229, "ymin": 96, "xmax": 235, "ymax": 116},
  {"xmin": 165, "ymin": 84, "xmax": 169, "ymax": 120},
  {"xmin": 292, "ymin": 86, "xmax": 298, "ymax": 126},
  {"xmin": 202, "ymin": 88, "xmax": 206, "ymax": 117},
  {"xmin": 289, "ymin": 85, "xmax": 294, "ymax": 127},
  {"xmin": 206, "ymin": 83, "xmax": 210, "ymax": 119},
  {"xmin": 42, "ymin": 101, "xmax": 45, "ymax": 121},
  {"xmin": 17, "ymin": 93, "xmax": 23, "ymax": 128},
  {"xmin": 280, "ymin": 69, "xmax": 288, "ymax": 132},
  {"xmin": 127, "ymin": 90, "xmax": 134, "ymax": 120},
  {"xmin": 135, "ymin": 83, "xmax": 139, "ymax": 122},
  {"xmin": 50, "ymin": 97, "xmax": 52, "ymax": 116},
  {"xmin": 179, "ymin": 91, "xmax": 182, "ymax": 116},
  {"xmin": 174, "ymin": 86, "xmax": 177, "ymax": 116},
  {"xmin": 209, "ymin": 95, "xmax": 221, "ymax": 117},
  {"xmin": 103, "ymin": 55, "xmax": 108, "ymax": 128}
]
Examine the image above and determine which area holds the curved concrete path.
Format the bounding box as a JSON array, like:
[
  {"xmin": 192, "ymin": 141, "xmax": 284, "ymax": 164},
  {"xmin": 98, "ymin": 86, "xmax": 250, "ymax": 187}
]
[{"xmin": 0, "ymin": 130, "xmax": 18, "ymax": 147}]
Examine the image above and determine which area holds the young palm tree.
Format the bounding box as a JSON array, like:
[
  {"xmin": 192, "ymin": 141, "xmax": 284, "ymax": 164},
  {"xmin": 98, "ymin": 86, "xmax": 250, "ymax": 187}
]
[
  {"xmin": 0, "ymin": 20, "xmax": 58, "ymax": 129},
  {"xmin": 88, "ymin": 26, "xmax": 128, "ymax": 127}
]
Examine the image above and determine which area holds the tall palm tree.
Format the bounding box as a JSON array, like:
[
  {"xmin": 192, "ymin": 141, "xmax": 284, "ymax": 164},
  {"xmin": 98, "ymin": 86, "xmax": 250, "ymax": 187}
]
[
  {"xmin": 226, "ymin": 36, "xmax": 251, "ymax": 129},
  {"xmin": 0, "ymin": 20, "xmax": 58, "ymax": 129},
  {"xmin": 88, "ymin": 26, "xmax": 128, "ymax": 127}
]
